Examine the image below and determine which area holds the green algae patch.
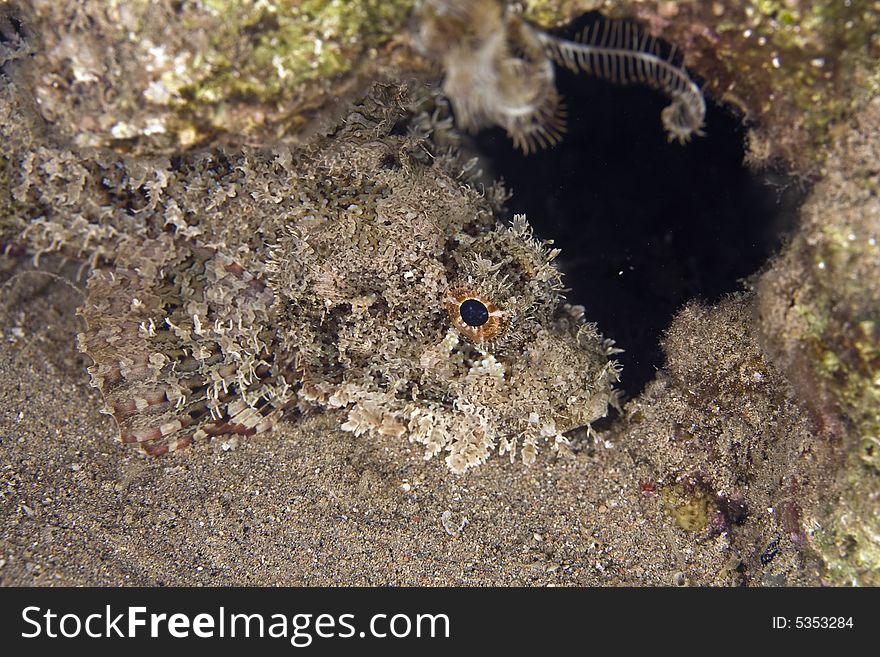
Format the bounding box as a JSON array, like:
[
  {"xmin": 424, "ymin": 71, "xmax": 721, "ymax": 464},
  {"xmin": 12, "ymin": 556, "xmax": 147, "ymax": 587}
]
[
  {"xmin": 13, "ymin": 0, "xmax": 417, "ymax": 153},
  {"xmin": 795, "ymin": 206, "xmax": 880, "ymax": 586},
  {"xmin": 189, "ymin": 0, "xmax": 416, "ymax": 104},
  {"xmin": 816, "ymin": 464, "xmax": 880, "ymax": 586},
  {"xmin": 758, "ymin": 97, "xmax": 880, "ymax": 585},
  {"xmin": 661, "ymin": 483, "xmax": 711, "ymax": 532}
]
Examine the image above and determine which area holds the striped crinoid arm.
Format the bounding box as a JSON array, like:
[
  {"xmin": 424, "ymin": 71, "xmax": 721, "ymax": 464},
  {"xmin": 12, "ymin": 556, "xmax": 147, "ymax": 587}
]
[
  {"xmin": 535, "ymin": 18, "xmax": 706, "ymax": 144},
  {"xmin": 77, "ymin": 234, "xmax": 296, "ymax": 456}
]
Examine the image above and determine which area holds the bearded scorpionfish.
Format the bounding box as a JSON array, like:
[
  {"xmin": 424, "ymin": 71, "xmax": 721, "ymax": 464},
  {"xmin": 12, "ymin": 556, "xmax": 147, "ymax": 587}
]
[{"xmin": 1, "ymin": 78, "xmax": 619, "ymax": 473}]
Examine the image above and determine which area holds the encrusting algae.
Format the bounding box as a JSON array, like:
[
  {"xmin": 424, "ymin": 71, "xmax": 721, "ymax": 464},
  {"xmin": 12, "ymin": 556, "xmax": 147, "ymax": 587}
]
[{"xmin": 11, "ymin": 0, "xmax": 877, "ymax": 173}]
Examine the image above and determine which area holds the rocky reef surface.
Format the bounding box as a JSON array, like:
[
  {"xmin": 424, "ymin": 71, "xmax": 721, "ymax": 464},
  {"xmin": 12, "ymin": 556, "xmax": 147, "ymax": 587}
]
[{"xmin": 0, "ymin": 0, "xmax": 877, "ymax": 585}]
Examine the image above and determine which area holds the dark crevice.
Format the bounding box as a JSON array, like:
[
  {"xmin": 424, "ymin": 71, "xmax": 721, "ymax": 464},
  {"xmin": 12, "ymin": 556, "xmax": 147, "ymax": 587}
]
[{"xmin": 471, "ymin": 13, "xmax": 805, "ymax": 398}]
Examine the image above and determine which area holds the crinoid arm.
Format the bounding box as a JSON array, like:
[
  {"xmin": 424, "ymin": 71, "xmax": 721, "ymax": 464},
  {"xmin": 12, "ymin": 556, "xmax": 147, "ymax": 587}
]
[{"xmin": 535, "ymin": 18, "xmax": 706, "ymax": 144}]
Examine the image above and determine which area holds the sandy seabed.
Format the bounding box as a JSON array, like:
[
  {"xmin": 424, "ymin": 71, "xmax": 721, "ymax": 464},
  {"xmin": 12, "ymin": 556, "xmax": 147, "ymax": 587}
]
[{"xmin": 0, "ymin": 270, "xmax": 766, "ymax": 587}]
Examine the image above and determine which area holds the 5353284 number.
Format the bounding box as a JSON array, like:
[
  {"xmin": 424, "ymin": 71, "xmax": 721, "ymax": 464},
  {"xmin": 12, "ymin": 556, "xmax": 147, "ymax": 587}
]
[{"xmin": 773, "ymin": 617, "xmax": 854, "ymax": 629}]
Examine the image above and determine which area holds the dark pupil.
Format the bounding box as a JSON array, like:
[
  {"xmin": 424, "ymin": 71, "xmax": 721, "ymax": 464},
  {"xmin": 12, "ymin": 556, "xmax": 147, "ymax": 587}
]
[{"xmin": 460, "ymin": 299, "xmax": 489, "ymax": 327}]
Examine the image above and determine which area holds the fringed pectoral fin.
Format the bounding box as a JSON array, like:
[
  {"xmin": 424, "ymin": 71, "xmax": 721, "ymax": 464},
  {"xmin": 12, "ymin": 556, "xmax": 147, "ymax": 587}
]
[{"xmin": 77, "ymin": 236, "xmax": 290, "ymax": 456}]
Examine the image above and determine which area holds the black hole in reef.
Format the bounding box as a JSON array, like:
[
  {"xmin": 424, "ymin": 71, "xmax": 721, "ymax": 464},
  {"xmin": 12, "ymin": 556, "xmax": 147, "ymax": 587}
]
[{"xmin": 471, "ymin": 13, "xmax": 804, "ymax": 398}]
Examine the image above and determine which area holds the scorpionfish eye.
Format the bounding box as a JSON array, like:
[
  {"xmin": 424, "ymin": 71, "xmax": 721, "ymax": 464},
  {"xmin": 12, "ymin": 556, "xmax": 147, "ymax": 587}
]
[
  {"xmin": 460, "ymin": 299, "xmax": 489, "ymax": 327},
  {"xmin": 444, "ymin": 285, "xmax": 505, "ymax": 344}
]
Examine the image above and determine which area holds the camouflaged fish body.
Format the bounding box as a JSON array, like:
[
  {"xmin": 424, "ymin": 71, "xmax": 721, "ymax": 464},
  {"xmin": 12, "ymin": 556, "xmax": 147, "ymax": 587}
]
[
  {"xmin": 2, "ymin": 81, "xmax": 619, "ymax": 472},
  {"xmin": 77, "ymin": 236, "xmax": 289, "ymax": 455}
]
